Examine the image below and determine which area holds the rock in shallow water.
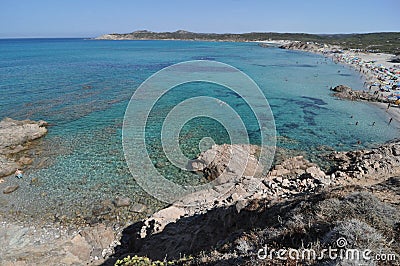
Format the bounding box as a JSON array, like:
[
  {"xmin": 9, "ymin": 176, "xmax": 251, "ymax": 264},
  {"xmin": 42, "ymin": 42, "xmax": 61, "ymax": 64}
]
[
  {"xmin": 0, "ymin": 118, "xmax": 48, "ymax": 178},
  {"xmin": 3, "ymin": 185, "xmax": 19, "ymax": 194},
  {"xmin": 129, "ymin": 203, "xmax": 146, "ymax": 213},
  {"xmin": 113, "ymin": 196, "xmax": 131, "ymax": 207}
]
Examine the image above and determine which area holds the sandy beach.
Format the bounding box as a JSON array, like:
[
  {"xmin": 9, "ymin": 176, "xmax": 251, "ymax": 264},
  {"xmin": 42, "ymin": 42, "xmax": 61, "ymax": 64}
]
[
  {"xmin": 267, "ymin": 40, "xmax": 400, "ymax": 124},
  {"xmin": 371, "ymin": 101, "xmax": 400, "ymax": 124}
]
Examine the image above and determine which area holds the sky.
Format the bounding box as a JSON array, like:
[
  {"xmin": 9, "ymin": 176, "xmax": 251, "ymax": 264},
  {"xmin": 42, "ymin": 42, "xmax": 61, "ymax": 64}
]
[{"xmin": 0, "ymin": 0, "xmax": 399, "ymax": 38}]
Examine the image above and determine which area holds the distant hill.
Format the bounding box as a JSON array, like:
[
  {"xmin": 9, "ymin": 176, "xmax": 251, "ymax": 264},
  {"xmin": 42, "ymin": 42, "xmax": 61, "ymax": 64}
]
[{"xmin": 94, "ymin": 30, "xmax": 400, "ymax": 55}]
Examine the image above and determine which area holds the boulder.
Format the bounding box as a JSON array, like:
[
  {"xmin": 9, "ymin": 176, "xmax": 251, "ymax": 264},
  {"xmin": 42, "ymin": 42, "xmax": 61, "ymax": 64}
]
[
  {"xmin": 129, "ymin": 203, "xmax": 147, "ymax": 213},
  {"xmin": 113, "ymin": 196, "xmax": 131, "ymax": 207},
  {"xmin": 0, "ymin": 118, "xmax": 48, "ymax": 150},
  {"xmin": 392, "ymin": 145, "xmax": 400, "ymax": 156},
  {"xmin": 389, "ymin": 56, "xmax": 400, "ymax": 63},
  {"xmin": 0, "ymin": 156, "xmax": 19, "ymax": 177},
  {"xmin": 0, "ymin": 118, "xmax": 48, "ymax": 178},
  {"xmin": 189, "ymin": 144, "xmax": 264, "ymax": 181},
  {"xmin": 305, "ymin": 166, "xmax": 326, "ymax": 179},
  {"xmin": 332, "ymin": 85, "xmax": 352, "ymax": 93},
  {"xmin": 68, "ymin": 234, "xmax": 91, "ymax": 261},
  {"xmin": 3, "ymin": 185, "xmax": 19, "ymax": 194},
  {"xmin": 18, "ymin": 156, "xmax": 33, "ymax": 165}
]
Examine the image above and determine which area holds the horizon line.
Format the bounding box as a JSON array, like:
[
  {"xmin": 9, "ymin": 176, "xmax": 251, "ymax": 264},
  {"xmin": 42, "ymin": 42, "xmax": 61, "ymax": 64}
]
[{"xmin": 1, "ymin": 30, "xmax": 400, "ymax": 40}]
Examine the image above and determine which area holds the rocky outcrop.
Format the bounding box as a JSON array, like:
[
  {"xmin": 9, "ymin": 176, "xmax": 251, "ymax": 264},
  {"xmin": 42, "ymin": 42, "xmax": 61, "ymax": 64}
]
[
  {"xmin": 279, "ymin": 41, "xmax": 325, "ymax": 53},
  {"xmin": 189, "ymin": 144, "xmax": 263, "ymax": 181},
  {"xmin": 0, "ymin": 118, "xmax": 48, "ymax": 178},
  {"xmin": 389, "ymin": 55, "xmax": 400, "ymax": 63},
  {"xmin": 0, "ymin": 222, "xmax": 117, "ymax": 265},
  {"xmin": 331, "ymin": 85, "xmax": 388, "ymax": 102},
  {"xmin": 107, "ymin": 178, "xmax": 400, "ymax": 264},
  {"xmin": 327, "ymin": 140, "xmax": 400, "ymax": 181},
  {"xmin": 88, "ymin": 138, "xmax": 400, "ymax": 264},
  {"xmin": 124, "ymin": 145, "xmax": 333, "ymax": 247}
]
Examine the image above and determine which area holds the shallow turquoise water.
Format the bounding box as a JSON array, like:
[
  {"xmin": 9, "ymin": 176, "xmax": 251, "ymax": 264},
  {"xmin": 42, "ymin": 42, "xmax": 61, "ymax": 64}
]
[{"xmin": 0, "ymin": 39, "xmax": 398, "ymax": 221}]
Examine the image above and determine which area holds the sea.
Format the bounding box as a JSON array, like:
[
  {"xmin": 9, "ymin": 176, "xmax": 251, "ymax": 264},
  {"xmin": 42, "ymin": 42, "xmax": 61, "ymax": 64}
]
[{"xmin": 0, "ymin": 38, "xmax": 398, "ymax": 224}]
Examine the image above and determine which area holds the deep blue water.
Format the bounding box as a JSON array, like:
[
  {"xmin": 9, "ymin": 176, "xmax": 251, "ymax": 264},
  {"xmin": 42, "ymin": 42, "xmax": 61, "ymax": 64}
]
[{"xmin": 0, "ymin": 38, "xmax": 398, "ymax": 220}]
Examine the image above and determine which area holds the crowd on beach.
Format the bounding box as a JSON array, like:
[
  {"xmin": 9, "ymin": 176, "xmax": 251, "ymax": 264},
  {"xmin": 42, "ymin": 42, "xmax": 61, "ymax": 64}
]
[
  {"xmin": 272, "ymin": 40, "xmax": 400, "ymax": 125},
  {"xmin": 325, "ymin": 48, "xmax": 400, "ymax": 104}
]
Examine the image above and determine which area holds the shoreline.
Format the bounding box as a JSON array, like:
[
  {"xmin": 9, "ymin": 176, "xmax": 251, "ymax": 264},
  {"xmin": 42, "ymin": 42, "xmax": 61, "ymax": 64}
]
[
  {"xmin": 268, "ymin": 40, "xmax": 400, "ymax": 124},
  {"xmin": 1, "ymin": 40, "xmax": 400, "ymax": 264},
  {"xmin": 269, "ymin": 40, "xmax": 399, "ymax": 89},
  {"xmin": 371, "ymin": 101, "xmax": 400, "ymax": 124}
]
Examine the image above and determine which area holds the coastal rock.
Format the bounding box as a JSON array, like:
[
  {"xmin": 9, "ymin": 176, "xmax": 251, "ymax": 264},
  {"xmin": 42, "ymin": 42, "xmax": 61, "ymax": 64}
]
[
  {"xmin": 331, "ymin": 85, "xmax": 387, "ymax": 102},
  {"xmin": 0, "ymin": 157, "xmax": 19, "ymax": 177},
  {"xmin": 134, "ymin": 144, "xmax": 333, "ymax": 245},
  {"xmin": 104, "ymin": 140, "xmax": 400, "ymax": 264},
  {"xmin": 0, "ymin": 222, "xmax": 117, "ymax": 265},
  {"xmin": 129, "ymin": 203, "xmax": 147, "ymax": 213},
  {"xmin": 0, "ymin": 118, "xmax": 48, "ymax": 178},
  {"xmin": 189, "ymin": 144, "xmax": 264, "ymax": 181},
  {"xmin": 279, "ymin": 41, "xmax": 322, "ymax": 53},
  {"xmin": 305, "ymin": 166, "xmax": 326, "ymax": 179},
  {"xmin": 69, "ymin": 234, "xmax": 92, "ymax": 261},
  {"xmin": 18, "ymin": 156, "xmax": 33, "ymax": 165},
  {"xmin": 332, "ymin": 85, "xmax": 352, "ymax": 93},
  {"xmin": 392, "ymin": 144, "xmax": 400, "ymax": 156},
  {"xmin": 113, "ymin": 196, "xmax": 131, "ymax": 207},
  {"xmin": 3, "ymin": 185, "xmax": 19, "ymax": 194},
  {"xmin": 389, "ymin": 55, "xmax": 400, "ymax": 63},
  {"xmin": 0, "ymin": 118, "xmax": 48, "ymax": 149},
  {"xmin": 327, "ymin": 140, "xmax": 400, "ymax": 181}
]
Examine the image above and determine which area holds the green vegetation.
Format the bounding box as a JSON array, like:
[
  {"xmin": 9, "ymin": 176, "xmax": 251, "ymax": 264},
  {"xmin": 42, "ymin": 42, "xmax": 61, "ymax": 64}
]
[{"xmin": 98, "ymin": 30, "xmax": 400, "ymax": 55}]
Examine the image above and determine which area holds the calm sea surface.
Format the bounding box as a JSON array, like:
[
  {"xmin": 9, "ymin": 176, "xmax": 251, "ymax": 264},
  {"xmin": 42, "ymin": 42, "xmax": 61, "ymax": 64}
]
[{"xmin": 0, "ymin": 39, "xmax": 398, "ymax": 223}]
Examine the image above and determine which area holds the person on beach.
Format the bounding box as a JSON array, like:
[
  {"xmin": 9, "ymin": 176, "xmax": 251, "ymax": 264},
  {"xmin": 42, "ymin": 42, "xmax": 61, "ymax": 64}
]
[
  {"xmin": 389, "ymin": 118, "xmax": 393, "ymax": 125},
  {"xmin": 15, "ymin": 169, "xmax": 23, "ymax": 179},
  {"xmin": 387, "ymin": 103, "xmax": 390, "ymax": 111}
]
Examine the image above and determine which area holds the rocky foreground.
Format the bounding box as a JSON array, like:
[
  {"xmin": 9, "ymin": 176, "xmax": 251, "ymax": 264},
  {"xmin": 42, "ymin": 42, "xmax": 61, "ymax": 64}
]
[
  {"xmin": 0, "ymin": 118, "xmax": 48, "ymax": 179},
  {"xmin": 1, "ymin": 140, "xmax": 399, "ymax": 265},
  {"xmin": 1, "ymin": 118, "xmax": 399, "ymax": 265},
  {"xmin": 104, "ymin": 141, "xmax": 400, "ymax": 265}
]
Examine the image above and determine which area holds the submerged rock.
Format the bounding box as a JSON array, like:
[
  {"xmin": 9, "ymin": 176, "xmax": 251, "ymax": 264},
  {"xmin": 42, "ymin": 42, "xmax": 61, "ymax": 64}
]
[
  {"xmin": 113, "ymin": 196, "xmax": 131, "ymax": 207},
  {"xmin": 129, "ymin": 203, "xmax": 146, "ymax": 213},
  {"xmin": 3, "ymin": 185, "xmax": 19, "ymax": 194}
]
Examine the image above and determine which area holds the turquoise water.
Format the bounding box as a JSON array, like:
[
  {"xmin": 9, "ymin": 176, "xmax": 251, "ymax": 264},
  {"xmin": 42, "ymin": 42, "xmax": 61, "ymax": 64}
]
[{"xmin": 0, "ymin": 39, "xmax": 398, "ymax": 222}]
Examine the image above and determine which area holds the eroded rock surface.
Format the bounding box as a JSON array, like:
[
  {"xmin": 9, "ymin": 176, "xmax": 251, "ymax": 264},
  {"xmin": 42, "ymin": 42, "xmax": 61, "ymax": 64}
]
[
  {"xmin": 327, "ymin": 140, "xmax": 400, "ymax": 182},
  {"xmin": 106, "ymin": 141, "xmax": 400, "ymax": 264},
  {"xmin": 279, "ymin": 41, "xmax": 323, "ymax": 53},
  {"xmin": 0, "ymin": 118, "xmax": 48, "ymax": 178},
  {"xmin": 132, "ymin": 144, "xmax": 333, "ymax": 242},
  {"xmin": 189, "ymin": 144, "xmax": 263, "ymax": 181},
  {"xmin": 0, "ymin": 222, "xmax": 118, "ymax": 265}
]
